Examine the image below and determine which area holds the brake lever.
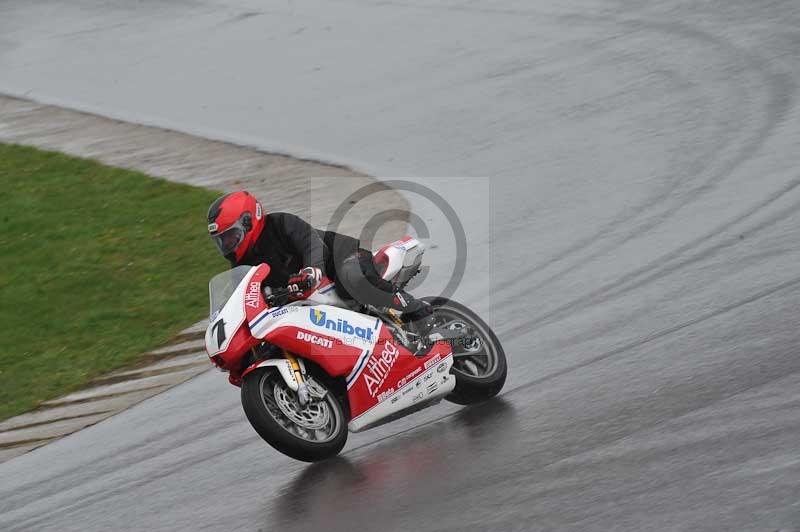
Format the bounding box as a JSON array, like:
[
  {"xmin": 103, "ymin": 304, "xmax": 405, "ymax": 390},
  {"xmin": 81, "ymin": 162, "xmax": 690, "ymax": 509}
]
[
  {"xmin": 266, "ymin": 293, "xmax": 289, "ymax": 307},
  {"xmin": 262, "ymin": 284, "xmax": 288, "ymax": 307}
]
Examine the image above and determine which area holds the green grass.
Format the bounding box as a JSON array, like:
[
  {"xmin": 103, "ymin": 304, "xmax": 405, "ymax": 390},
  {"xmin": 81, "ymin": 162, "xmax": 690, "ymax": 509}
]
[{"xmin": 0, "ymin": 143, "xmax": 225, "ymax": 421}]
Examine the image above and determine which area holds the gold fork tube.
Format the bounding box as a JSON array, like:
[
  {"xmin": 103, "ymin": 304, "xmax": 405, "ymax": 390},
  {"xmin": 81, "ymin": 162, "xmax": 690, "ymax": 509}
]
[{"xmin": 283, "ymin": 350, "xmax": 305, "ymax": 384}]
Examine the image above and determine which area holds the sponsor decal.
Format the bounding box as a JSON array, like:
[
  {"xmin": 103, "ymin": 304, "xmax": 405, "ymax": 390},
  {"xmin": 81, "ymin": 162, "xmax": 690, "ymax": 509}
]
[
  {"xmin": 309, "ymin": 309, "xmax": 374, "ymax": 342},
  {"xmin": 426, "ymin": 382, "xmax": 438, "ymax": 395},
  {"xmin": 208, "ymin": 222, "xmax": 218, "ymax": 233},
  {"xmin": 245, "ymin": 281, "xmax": 261, "ymax": 308},
  {"xmin": 396, "ymin": 366, "xmax": 422, "ymax": 389},
  {"xmin": 423, "ymin": 371, "xmax": 434, "ymax": 382},
  {"xmin": 377, "ymin": 387, "xmax": 396, "ymax": 402},
  {"xmin": 424, "ymin": 354, "xmax": 442, "ymax": 370},
  {"xmin": 363, "ymin": 341, "xmax": 400, "ymax": 397},
  {"xmin": 411, "ymin": 392, "xmax": 423, "ymax": 404},
  {"xmin": 391, "ymin": 395, "xmax": 400, "ymax": 404},
  {"xmin": 296, "ymin": 331, "xmax": 333, "ymax": 349},
  {"xmin": 436, "ymin": 362, "xmax": 447, "ymax": 373},
  {"xmin": 250, "ymin": 306, "xmax": 291, "ymax": 332}
]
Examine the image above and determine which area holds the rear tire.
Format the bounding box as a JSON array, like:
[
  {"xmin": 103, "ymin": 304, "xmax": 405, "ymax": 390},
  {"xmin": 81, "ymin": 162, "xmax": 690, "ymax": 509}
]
[
  {"xmin": 422, "ymin": 297, "xmax": 507, "ymax": 405},
  {"xmin": 241, "ymin": 363, "xmax": 348, "ymax": 462}
]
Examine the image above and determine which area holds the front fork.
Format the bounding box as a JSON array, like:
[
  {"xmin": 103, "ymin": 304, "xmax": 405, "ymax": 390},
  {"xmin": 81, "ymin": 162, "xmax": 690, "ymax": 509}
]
[
  {"xmin": 247, "ymin": 347, "xmax": 326, "ymax": 406},
  {"xmin": 283, "ymin": 351, "xmax": 312, "ymax": 406}
]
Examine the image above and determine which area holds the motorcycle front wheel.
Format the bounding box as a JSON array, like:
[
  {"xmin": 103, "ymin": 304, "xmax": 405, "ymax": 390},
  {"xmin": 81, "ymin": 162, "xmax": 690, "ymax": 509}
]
[
  {"xmin": 422, "ymin": 297, "xmax": 507, "ymax": 405},
  {"xmin": 241, "ymin": 362, "xmax": 349, "ymax": 462}
]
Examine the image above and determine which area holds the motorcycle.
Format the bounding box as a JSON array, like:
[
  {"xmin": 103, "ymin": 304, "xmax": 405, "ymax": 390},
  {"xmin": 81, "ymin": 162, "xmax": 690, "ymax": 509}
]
[{"xmin": 204, "ymin": 235, "xmax": 507, "ymax": 461}]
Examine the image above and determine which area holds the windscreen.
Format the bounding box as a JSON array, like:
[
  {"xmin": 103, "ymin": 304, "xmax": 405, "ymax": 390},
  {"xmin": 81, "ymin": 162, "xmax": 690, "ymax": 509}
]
[{"xmin": 208, "ymin": 265, "xmax": 252, "ymax": 319}]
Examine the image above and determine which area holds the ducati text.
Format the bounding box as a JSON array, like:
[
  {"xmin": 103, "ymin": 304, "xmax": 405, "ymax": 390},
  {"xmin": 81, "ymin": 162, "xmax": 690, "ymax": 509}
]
[{"xmin": 296, "ymin": 331, "xmax": 333, "ymax": 349}]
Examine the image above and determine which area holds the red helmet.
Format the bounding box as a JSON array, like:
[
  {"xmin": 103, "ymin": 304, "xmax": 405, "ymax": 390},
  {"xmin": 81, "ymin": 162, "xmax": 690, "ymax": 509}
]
[{"xmin": 207, "ymin": 191, "xmax": 265, "ymax": 263}]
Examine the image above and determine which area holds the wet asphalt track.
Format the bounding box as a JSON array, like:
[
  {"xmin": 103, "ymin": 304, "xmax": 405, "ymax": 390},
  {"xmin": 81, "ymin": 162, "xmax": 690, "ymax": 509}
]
[{"xmin": 2, "ymin": 0, "xmax": 800, "ymax": 530}]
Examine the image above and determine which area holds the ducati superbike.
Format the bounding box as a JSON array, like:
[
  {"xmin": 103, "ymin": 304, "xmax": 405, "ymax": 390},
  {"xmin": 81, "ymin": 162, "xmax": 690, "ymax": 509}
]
[{"xmin": 205, "ymin": 236, "xmax": 507, "ymax": 461}]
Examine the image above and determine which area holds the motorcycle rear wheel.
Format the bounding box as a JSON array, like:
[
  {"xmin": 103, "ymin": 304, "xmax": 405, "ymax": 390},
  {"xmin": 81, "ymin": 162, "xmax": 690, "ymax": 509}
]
[
  {"xmin": 241, "ymin": 363, "xmax": 348, "ymax": 462},
  {"xmin": 422, "ymin": 297, "xmax": 507, "ymax": 405}
]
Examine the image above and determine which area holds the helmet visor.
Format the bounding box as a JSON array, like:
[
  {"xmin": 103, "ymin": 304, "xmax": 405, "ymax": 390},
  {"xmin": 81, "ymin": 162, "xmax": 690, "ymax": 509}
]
[{"xmin": 211, "ymin": 224, "xmax": 245, "ymax": 257}]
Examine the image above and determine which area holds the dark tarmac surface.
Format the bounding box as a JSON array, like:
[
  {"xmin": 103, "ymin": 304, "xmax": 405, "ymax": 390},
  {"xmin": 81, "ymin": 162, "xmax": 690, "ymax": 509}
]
[{"xmin": 1, "ymin": 0, "xmax": 800, "ymax": 530}]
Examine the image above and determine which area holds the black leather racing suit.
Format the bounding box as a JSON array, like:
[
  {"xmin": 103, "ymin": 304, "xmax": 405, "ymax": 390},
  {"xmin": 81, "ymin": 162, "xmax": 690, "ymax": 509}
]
[{"xmin": 233, "ymin": 212, "xmax": 427, "ymax": 317}]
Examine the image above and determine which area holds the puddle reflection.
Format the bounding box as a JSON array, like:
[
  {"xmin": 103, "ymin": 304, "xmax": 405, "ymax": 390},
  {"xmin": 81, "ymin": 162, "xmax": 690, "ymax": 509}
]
[{"xmin": 265, "ymin": 399, "xmax": 517, "ymax": 531}]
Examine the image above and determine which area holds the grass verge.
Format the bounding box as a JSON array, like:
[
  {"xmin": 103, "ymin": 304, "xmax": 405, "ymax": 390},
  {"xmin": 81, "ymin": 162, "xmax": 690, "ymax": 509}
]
[{"xmin": 0, "ymin": 143, "xmax": 223, "ymax": 421}]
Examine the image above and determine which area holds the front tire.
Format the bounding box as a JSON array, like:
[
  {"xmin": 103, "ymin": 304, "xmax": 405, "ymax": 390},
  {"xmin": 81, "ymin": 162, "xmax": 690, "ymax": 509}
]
[
  {"xmin": 241, "ymin": 363, "xmax": 348, "ymax": 462},
  {"xmin": 422, "ymin": 297, "xmax": 507, "ymax": 405}
]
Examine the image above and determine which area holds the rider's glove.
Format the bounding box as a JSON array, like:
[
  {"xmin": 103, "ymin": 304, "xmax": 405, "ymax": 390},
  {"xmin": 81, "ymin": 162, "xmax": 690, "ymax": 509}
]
[{"xmin": 287, "ymin": 266, "xmax": 323, "ymax": 294}]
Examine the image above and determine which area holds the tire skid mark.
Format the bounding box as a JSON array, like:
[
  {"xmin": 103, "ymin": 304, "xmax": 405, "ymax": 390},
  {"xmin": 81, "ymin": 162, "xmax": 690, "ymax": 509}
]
[
  {"xmin": 501, "ymin": 175, "xmax": 800, "ymax": 339},
  {"xmin": 507, "ymin": 274, "xmax": 800, "ymax": 390},
  {"xmin": 354, "ymin": 0, "xmax": 797, "ymax": 310},
  {"xmin": 495, "ymin": 14, "xmax": 795, "ymax": 299},
  {"xmin": 520, "ymin": 421, "xmax": 800, "ymax": 510}
]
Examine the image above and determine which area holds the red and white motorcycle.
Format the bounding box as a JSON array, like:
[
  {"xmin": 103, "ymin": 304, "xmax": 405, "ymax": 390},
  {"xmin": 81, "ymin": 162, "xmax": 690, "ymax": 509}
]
[{"xmin": 205, "ymin": 236, "xmax": 507, "ymax": 461}]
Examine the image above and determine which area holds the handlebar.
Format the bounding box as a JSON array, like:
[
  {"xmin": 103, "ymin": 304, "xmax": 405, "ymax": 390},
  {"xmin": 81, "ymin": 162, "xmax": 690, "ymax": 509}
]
[{"xmin": 261, "ymin": 277, "xmax": 315, "ymax": 307}]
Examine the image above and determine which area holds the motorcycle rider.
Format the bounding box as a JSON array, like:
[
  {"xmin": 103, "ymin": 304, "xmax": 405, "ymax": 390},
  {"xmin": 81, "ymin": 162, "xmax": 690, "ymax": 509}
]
[{"xmin": 207, "ymin": 190, "xmax": 434, "ymax": 334}]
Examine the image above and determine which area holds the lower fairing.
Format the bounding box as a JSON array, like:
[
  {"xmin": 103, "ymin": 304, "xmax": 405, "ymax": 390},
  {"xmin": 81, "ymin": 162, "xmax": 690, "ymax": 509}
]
[{"xmin": 348, "ymin": 354, "xmax": 455, "ymax": 432}]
